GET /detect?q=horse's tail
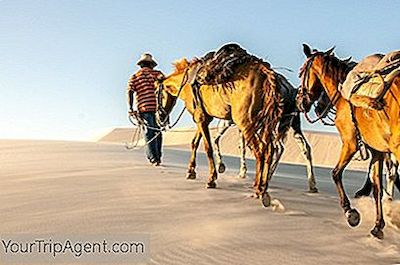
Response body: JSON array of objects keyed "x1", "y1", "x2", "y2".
[
  {"x1": 242, "y1": 63, "x2": 284, "y2": 148},
  {"x1": 257, "y1": 64, "x2": 284, "y2": 140},
  {"x1": 238, "y1": 62, "x2": 284, "y2": 151}
]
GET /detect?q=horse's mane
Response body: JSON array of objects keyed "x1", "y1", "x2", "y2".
[
  {"x1": 299, "y1": 52, "x2": 356, "y2": 86},
  {"x1": 321, "y1": 54, "x2": 356, "y2": 84},
  {"x1": 172, "y1": 58, "x2": 200, "y2": 74}
]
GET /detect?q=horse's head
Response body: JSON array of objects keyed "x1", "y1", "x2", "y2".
[
  {"x1": 155, "y1": 58, "x2": 192, "y2": 125},
  {"x1": 296, "y1": 44, "x2": 335, "y2": 113}
]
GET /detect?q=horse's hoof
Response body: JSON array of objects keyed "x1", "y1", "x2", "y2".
[
  {"x1": 186, "y1": 172, "x2": 196, "y2": 180},
  {"x1": 370, "y1": 227, "x2": 384, "y2": 240},
  {"x1": 239, "y1": 167, "x2": 247, "y2": 179},
  {"x1": 261, "y1": 193, "x2": 271, "y2": 208},
  {"x1": 218, "y1": 163, "x2": 226, "y2": 174},
  {"x1": 354, "y1": 188, "x2": 371, "y2": 198},
  {"x1": 308, "y1": 187, "x2": 319, "y2": 193},
  {"x1": 346, "y1": 209, "x2": 361, "y2": 227},
  {"x1": 206, "y1": 181, "x2": 217, "y2": 189}
]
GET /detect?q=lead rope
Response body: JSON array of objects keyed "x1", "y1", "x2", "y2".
[
  {"x1": 125, "y1": 125, "x2": 143, "y2": 149},
  {"x1": 125, "y1": 116, "x2": 163, "y2": 149}
]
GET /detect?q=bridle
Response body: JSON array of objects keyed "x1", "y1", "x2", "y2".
[
  {"x1": 304, "y1": 92, "x2": 338, "y2": 126},
  {"x1": 156, "y1": 68, "x2": 189, "y2": 129},
  {"x1": 299, "y1": 53, "x2": 339, "y2": 126}
]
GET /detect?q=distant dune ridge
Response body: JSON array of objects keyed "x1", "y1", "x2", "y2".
[{"x1": 98, "y1": 127, "x2": 369, "y2": 170}]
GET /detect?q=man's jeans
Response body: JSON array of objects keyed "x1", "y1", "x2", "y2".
[{"x1": 140, "y1": 111, "x2": 162, "y2": 163}]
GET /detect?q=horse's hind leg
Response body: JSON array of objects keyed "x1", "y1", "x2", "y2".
[
  {"x1": 247, "y1": 135, "x2": 265, "y2": 197},
  {"x1": 259, "y1": 141, "x2": 275, "y2": 207},
  {"x1": 355, "y1": 175, "x2": 373, "y2": 198},
  {"x1": 384, "y1": 154, "x2": 397, "y2": 200},
  {"x1": 213, "y1": 120, "x2": 230, "y2": 174},
  {"x1": 356, "y1": 152, "x2": 394, "y2": 201},
  {"x1": 369, "y1": 151, "x2": 385, "y2": 239},
  {"x1": 238, "y1": 131, "x2": 247, "y2": 178},
  {"x1": 385, "y1": 159, "x2": 400, "y2": 199},
  {"x1": 389, "y1": 136, "x2": 400, "y2": 194},
  {"x1": 293, "y1": 130, "x2": 318, "y2": 193},
  {"x1": 258, "y1": 140, "x2": 283, "y2": 206},
  {"x1": 186, "y1": 129, "x2": 202, "y2": 180},
  {"x1": 394, "y1": 173, "x2": 400, "y2": 194},
  {"x1": 252, "y1": 126, "x2": 276, "y2": 206},
  {"x1": 395, "y1": 168, "x2": 400, "y2": 194},
  {"x1": 270, "y1": 140, "x2": 284, "y2": 179}
]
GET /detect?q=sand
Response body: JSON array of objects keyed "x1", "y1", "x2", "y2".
[{"x1": 1, "y1": 140, "x2": 399, "y2": 265}]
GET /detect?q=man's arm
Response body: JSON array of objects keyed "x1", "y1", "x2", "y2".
[
  {"x1": 127, "y1": 74, "x2": 136, "y2": 113},
  {"x1": 152, "y1": 70, "x2": 165, "y2": 82}
]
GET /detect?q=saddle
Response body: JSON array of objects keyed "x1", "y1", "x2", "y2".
[
  {"x1": 189, "y1": 44, "x2": 262, "y2": 122},
  {"x1": 194, "y1": 43, "x2": 258, "y2": 85},
  {"x1": 341, "y1": 50, "x2": 400, "y2": 109}
]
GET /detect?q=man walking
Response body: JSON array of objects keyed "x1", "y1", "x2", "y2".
[{"x1": 127, "y1": 53, "x2": 164, "y2": 166}]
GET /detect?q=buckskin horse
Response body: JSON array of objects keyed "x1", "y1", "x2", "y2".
[
  {"x1": 213, "y1": 79, "x2": 319, "y2": 193},
  {"x1": 157, "y1": 55, "x2": 284, "y2": 207},
  {"x1": 297, "y1": 44, "x2": 400, "y2": 239},
  {"x1": 313, "y1": 86, "x2": 400, "y2": 200}
]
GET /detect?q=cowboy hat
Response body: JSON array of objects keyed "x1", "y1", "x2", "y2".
[{"x1": 136, "y1": 53, "x2": 158, "y2": 67}]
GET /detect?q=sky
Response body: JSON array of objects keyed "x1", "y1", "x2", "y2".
[{"x1": 0, "y1": 0, "x2": 399, "y2": 140}]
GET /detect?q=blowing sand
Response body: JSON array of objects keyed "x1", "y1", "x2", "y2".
[{"x1": 1, "y1": 140, "x2": 399, "y2": 265}]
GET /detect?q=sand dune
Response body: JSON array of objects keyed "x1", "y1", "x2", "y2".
[
  {"x1": 1, "y1": 140, "x2": 399, "y2": 264},
  {"x1": 99, "y1": 127, "x2": 369, "y2": 170}
]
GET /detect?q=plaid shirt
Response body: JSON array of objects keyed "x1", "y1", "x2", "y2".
[{"x1": 127, "y1": 67, "x2": 163, "y2": 113}]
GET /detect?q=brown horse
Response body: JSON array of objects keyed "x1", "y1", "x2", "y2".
[
  {"x1": 315, "y1": 87, "x2": 400, "y2": 200},
  {"x1": 157, "y1": 57, "x2": 283, "y2": 206},
  {"x1": 297, "y1": 44, "x2": 400, "y2": 239}
]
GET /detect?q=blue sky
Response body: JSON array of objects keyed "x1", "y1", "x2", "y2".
[{"x1": 0, "y1": 0, "x2": 399, "y2": 140}]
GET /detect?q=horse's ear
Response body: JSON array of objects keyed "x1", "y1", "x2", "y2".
[
  {"x1": 303, "y1": 43, "x2": 312, "y2": 58},
  {"x1": 325, "y1": 46, "x2": 335, "y2": 55},
  {"x1": 343, "y1": 56, "x2": 352, "y2": 63}
]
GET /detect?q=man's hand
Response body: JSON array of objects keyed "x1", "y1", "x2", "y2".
[
  {"x1": 128, "y1": 109, "x2": 137, "y2": 116},
  {"x1": 156, "y1": 73, "x2": 165, "y2": 82}
]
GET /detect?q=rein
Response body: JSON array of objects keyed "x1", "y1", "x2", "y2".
[
  {"x1": 156, "y1": 68, "x2": 189, "y2": 129},
  {"x1": 303, "y1": 89, "x2": 340, "y2": 126}
]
